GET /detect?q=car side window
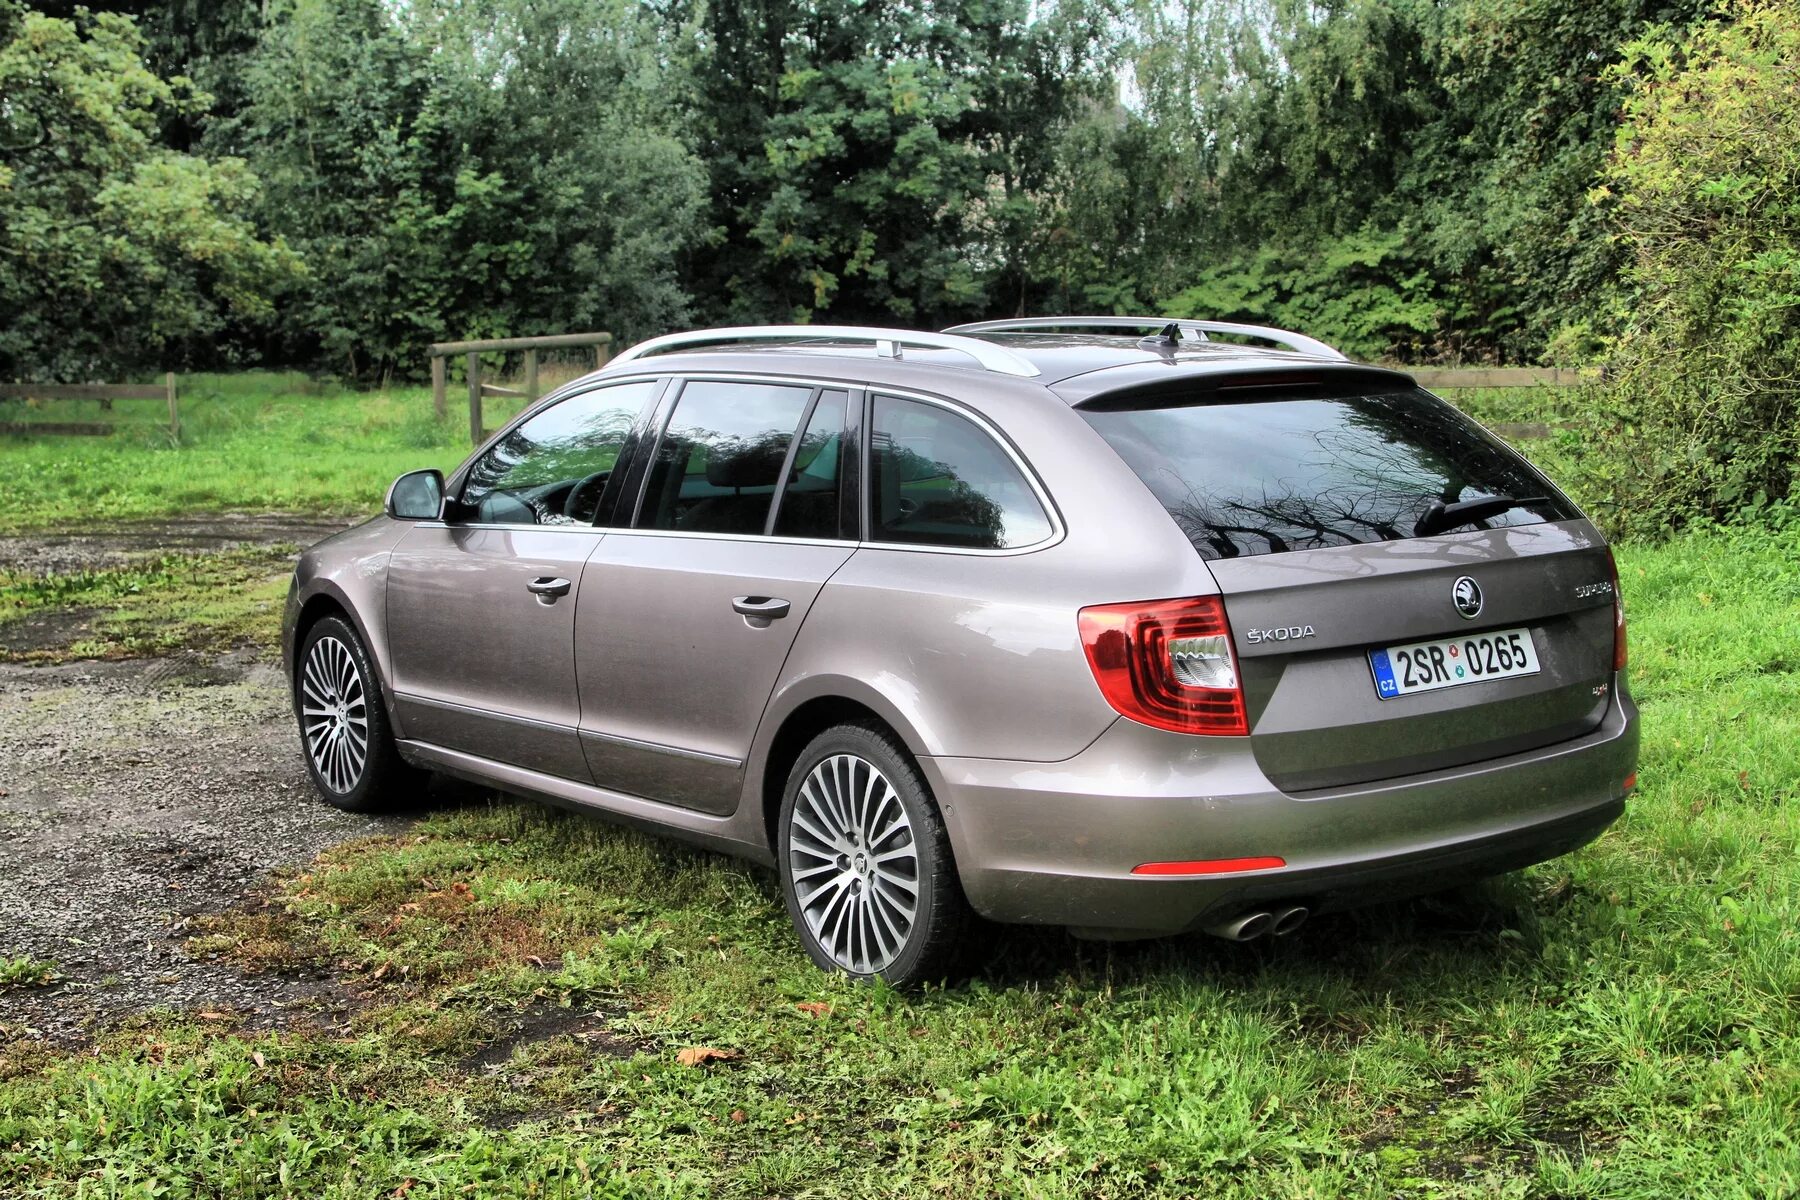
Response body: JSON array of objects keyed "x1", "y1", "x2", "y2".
[
  {"x1": 868, "y1": 394, "x2": 1052, "y2": 549},
  {"x1": 636, "y1": 380, "x2": 814, "y2": 535},
  {"x1": 771, "y1": 389, "x2": 849, "y2": 540},
  {"x1": 457, "y1": 381, "x2": 657, "y2": 526}
]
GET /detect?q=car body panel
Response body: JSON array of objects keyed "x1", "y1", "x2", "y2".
[
  {"x1": 575, "y1": 532, "x2": 856, "y2": 814},
  {"x1": 1208, "y1": 519, "x2": 1618, "y2": 790},
  {"x1": 385, "y1": 523, "x2": 599, "y2": 782}
]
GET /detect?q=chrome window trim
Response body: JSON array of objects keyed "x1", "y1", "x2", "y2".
[{"x1": 432, "y1": 369, "x2": 1066, "y2": 556}]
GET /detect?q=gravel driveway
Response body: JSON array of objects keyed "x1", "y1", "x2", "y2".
[{"x1": 0, "y1": 515, "x2": 413, "y2": 1042}]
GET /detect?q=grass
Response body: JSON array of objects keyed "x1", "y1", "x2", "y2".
[
  {"x1": 0, "y1": 548, "x2": 294, "y2": 662},
  {"x1": 0, "y1": 957, "x2": 60, "y2": 988},
  {"x1": 0, "y1": 375, "x2": 1794, "y2": 1195},
  {"x1": 2, "y1": 524, "x2": 1797, "y2": 1197},
  {"x1": 0, "y1": 371, "x2": 540, "y2": 532},
  {"x1": 0, "y1": 375, "x2": 1585, "y2": 537}
]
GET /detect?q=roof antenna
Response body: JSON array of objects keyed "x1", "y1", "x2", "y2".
[{"x1": 1137, "y1": 322, "x2": 1182, "y2": 352}]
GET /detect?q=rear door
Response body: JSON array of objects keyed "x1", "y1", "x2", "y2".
[
  {"x1": 385, "y1": 379, "x2": 660, "y2": 780},
  {"x1": 1079, "y1": 382, "x2": 1620, "y2": 791},
  {"x1": 574, "y1": 379, "x2": 857, "y2": 813}
]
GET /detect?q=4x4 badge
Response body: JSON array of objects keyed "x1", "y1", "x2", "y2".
[{"x1": 1452, "y1": 576, "x2": 1483, "y2": 619}]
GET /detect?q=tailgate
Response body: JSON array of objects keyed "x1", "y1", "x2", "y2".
[{"x1": 1210, "y1": 522, "x2": 1617, "y2": 792}]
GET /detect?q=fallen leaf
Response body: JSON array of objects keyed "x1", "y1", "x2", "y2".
[
  {"x1": 451, "y1": 881, "x2": 472, "y2": 896},
  {"x1": 730, "y1": 1109, "x2": 747, "y2": 1123},
  {"x1": 795, "y1": 1002, "x2": 831, "y2": 1018},
  {"x1": 1738, "y1": 770, "x2": 1751, "y2": 790},
  {"x1": 371, "y1": 963, "x2": 390, "y2": 981},
  {"x1": 391, "y1": 1180, "x2": 415, "y2": 1199},
  {"x1": 526, "y1": 955, "x2": 547, "y2": 969},
  {"x1": 197, "y1": 1011, "x2": 227, "y2": 1021},
  {"x1": 252, "y1": 1051, "x2": 266, "y2": 1069},
  {"x1": 676, "y1": 1047, "x2": 741, "y2": 1068}
]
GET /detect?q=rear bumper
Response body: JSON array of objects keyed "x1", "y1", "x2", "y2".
[{"x1": 921, "y1": 692, "x2": 1637, "y2": 935}]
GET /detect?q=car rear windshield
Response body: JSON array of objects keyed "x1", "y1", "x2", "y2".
[{"x1": 1079, "y1": 387, "x2": 1579, "y2": 560}]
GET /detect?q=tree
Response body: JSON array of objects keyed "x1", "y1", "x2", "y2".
[
  {"x1": 0, "y1": 6, "x2": 300, "y2": 381},
  {"x1": 684, "y1": 0, "x2": 1111, "y2": 327},
  {"x1": 230, "y1": 0, "x2": 710, "y2": 379}
]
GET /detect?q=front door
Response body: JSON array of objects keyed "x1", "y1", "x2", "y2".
[
  {"x1": 386, "y1": 378, "x2": 661, "y2": 780},
  {"x1": 576, "y1": 380, "x2": 856, "y2": 813}
]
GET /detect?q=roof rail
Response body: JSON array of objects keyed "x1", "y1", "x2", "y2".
[
  {"x1": 608, "y1": 325, "x2": 1042, "y2": 377},
  {"x1": 942, "y1": 316, "x2": 1347, "y2": 362}
]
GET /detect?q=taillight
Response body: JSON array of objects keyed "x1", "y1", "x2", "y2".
[
  {"x1": 1078, "y1": 595, "x2": 1248, "y2": 736},
  {"x1": 1606, "y1": 547, "x2": 1627, "y2": 671}
]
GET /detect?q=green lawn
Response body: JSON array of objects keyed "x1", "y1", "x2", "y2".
[
  {"x1": 0, "y1": 378, "x2": 1795, "y2": 1197},
  {"x1": 0, "y1": 372, "x2": 526, "y2": 532},
  {"x1": 1, "y1": 523, "x2": 1796, "y2": 1196}
]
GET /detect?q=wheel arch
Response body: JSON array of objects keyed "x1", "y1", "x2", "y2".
[{"x1": 750, "y1": 678, "x2": 931, "y2": 856}]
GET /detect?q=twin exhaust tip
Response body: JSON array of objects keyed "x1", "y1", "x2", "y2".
[{"x1": 1208, "y1": 904, "x2": 1309, "y2": 942}]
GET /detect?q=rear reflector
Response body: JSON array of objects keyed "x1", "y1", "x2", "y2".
[
  {"x1": 1132, "y1": 856, "x2": 1286, "y2": 876},
  {"x1": 1078, "y1": 595, "x2": 1249, "y2": 736},
  {"x1": 1623, "y1": 772, "x2": 1637, "y2": 793}
]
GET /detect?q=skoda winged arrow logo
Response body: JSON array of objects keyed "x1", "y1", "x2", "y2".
[{"x1": 1452, "y1": 576, "x2": 1484, "y2": 620}]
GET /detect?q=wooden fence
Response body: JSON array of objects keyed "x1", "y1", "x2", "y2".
[
  {"x1": 1408, "y1": 366, "x2": 1602, "y2": 390},
  {"x1": 0, "y1": 374, "x2": 179, "y2": 438},
  {"x1": 427, "y1": 332, "x2": 614, "y2": 445}
]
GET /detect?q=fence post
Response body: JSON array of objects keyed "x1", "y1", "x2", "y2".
[
  {"x1": 595, "y1": 341, "x2": 610, "y2": 371},
  {"x1": 466, "y1": 351, "x2": 483, "y2": 446},
  {"x1": 431, "y1": 354, "x2": 447, "y2": 419},
  {"x1": 524, "y1": 348, "x2": 539, "y2": 403},
  {"x1": 165, "y1": 372, "x2": 179, "y2": 440}
]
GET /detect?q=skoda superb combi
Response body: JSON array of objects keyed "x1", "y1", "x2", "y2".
[{"x1": 284, "y1": 318, "x2": 1638, "y2": 985}]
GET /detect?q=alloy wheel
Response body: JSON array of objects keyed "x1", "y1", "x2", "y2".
[
  {"x1": 787, "y1": 753, "x2": 920, "y2": 974},
  {"x1": 300, "y1": 635, "x2": 369, "y2": 794}
]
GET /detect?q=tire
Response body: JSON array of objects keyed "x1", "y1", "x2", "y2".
[
  {"x1": 776, "y1": 722, "x2": 972, "y2": 987},
  {"x1": 293, "y1": 615, "x2": 424, "y2": 813}
]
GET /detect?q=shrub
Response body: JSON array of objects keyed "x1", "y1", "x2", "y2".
[{"x1": 1585, "y1": 1, "x2": 1800, "y2": 537}]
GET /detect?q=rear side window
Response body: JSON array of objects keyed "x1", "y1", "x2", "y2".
[
  {"x1": 771, "y1": 389, "x2": 849, "y2": 539},
  {"x1": 869, "y1": 395, "x2": 1053, "y2": 549},
  {"x1": 637, "y1": 380, "x2": 813, "y2": 535},
  {"x1": 1080, "y1": 388, "x2": 1578, "y2": 560}
]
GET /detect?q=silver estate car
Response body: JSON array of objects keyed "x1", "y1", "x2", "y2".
[{"x1": 284, "y1": 317, "x2": 1638, "y2": 985}]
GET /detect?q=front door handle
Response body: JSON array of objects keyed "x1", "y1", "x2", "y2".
[
  {"x1": 732, "y1": 595, "x2": 791, "y2": 623},
  {"x1": 527, "y1": 576, "x2": 572, "y2": 602}
]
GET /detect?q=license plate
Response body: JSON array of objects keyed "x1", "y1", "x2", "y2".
[{"x1": 1369, "y1": 627, "x2": 1539, "y2": 699}]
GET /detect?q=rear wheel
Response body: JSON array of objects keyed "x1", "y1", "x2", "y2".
[
  {"x1": 295, "y1": 615, "x2": 423, "y2": 813},
  {"x1": 777, "y1": 723, "x2": 971, "y2": 986}
]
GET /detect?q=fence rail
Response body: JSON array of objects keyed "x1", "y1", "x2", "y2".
[
  {"x1": 0, "y1": 374, "x2": 179, "y2": 438},
  {"x1": 427, "y1": 332, "x2": 613, "y2": 444},
  {"x1": 1408, "y1": 366, "x2": 1602, "y2": 389}
]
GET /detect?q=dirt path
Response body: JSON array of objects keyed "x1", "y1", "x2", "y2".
[
  {"x1": 0, "y1": 512, "x2": 356, "y2": 576},
  {"x1": 0, "y1": 514, "x2": 414, "y2": 1042}
]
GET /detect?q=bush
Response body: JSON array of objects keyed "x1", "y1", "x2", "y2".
[{"x1": 1584, "y1": 1, "x2": 1800, "y2": 538}]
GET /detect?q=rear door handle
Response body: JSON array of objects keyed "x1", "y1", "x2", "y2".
[
  {"x1": 732, "y1": 595, "x2": 791, "y2": 622},
  {"x1": 527, "y1": 576, "x2": 572, "y2": 601}
]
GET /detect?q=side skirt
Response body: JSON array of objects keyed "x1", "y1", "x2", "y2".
[{"x1": 396, "y1": 739, "x2": 776, "y2": 868}]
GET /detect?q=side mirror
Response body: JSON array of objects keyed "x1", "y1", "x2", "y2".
[{"x1": 385, "y1": 469, "x2": 445, "y2": 521}]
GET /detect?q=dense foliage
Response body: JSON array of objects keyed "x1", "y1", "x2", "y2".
[
  {"x1": 0, "y1": 5, "x2": 299, "y2": 379},
  {"x1": 1583, "y1": 2, "x2": 1800, "y2": 536},
  {"x1": 2, "y1": 0, "x2": 1795, "y2": 526}
]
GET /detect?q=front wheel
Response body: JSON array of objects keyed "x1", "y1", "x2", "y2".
[
  {"x1": 777, "y1": 723, "x2": 972, "y2": 986},
  {"x1": 294, "y1": 615, "x2": 423, "y2": 813}
]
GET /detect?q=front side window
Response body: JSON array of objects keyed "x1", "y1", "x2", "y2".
[
  {"x1": 636, "y1": 381, "x2": 814, "y2": 535},
  {"x1": 868, "y1": 395, "x2": 1053, "y2": 549},
  {"x1": 457, "y1": 381, "x2": 656, "y2": 526}
]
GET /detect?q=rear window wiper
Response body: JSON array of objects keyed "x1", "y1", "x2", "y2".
[{"x1": 1413, "y1": 493, "x2": 1547, "y2": 538}]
